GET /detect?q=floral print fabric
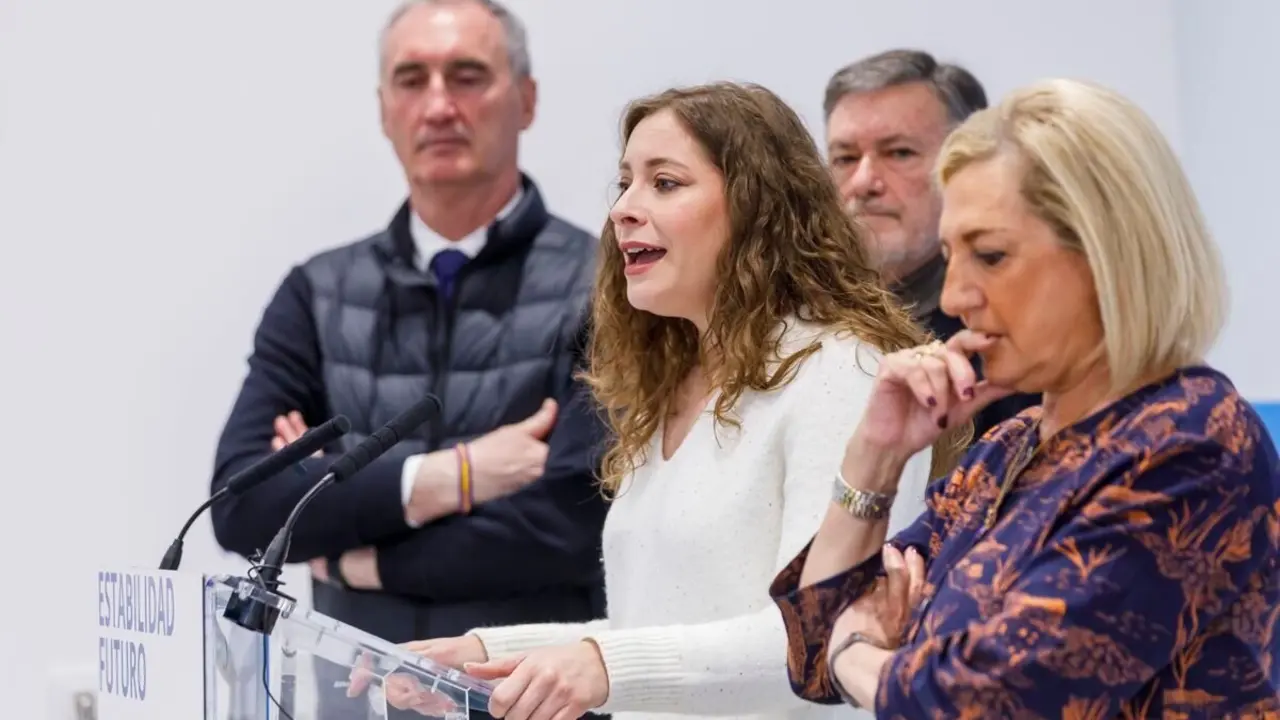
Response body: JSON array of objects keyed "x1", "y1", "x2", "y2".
[{"x1": 770, "y1": 367, "x2": 1280, "y2": 719}]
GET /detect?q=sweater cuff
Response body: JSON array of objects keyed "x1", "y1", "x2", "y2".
[
  {"x1": 586, "y1": 627, "x2": 685, "y2": 713},
  {"x1": 468, "y1": 624, "x2": 565, "y2": 660}
]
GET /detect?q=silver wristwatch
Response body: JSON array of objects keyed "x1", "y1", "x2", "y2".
[{"x1": 831, "y1": 473, "x2": 895, "y2": 520}]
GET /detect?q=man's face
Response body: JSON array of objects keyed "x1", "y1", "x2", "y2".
[
  {"x1": 826, "y1": 82, "x2": 951, "y2": 282},
  {"x1": 377, "y1": 1, "x2": 536, "y2": 188}
]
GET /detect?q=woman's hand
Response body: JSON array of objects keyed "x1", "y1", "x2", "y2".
[
  {"x1": 379, "y1": 673, "x2": 461, "y2": 716},
  {"x1": 403, "y1": 634, "x2": 490, "y2": 668},
  {"x1": 346, "y1": 634, "x2": 488, "y2": 700},
  {"x1": 853, "y1": 330, "x2": 1014, "y2": 462},
  {"x1": 825, "y1": 545, "x2": 927, "y2": 709},
  {"x1": 465, "y1": 641, "x2": 610, "y2": 720},
  {"x1": 829, "y1": 544, "x2": 928, "y2": 655}
]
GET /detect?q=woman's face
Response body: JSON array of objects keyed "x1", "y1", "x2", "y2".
[
  {"x1": 938, "y1": 154, "x2": 1104, "y2": 394},
  {"x1": 610, "y1": 109, "x2": 730, "y2": 331}
]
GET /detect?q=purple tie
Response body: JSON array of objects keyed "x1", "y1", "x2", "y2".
[{"x1": 430, "y1": 249, "x2": 469, "y2": 301}]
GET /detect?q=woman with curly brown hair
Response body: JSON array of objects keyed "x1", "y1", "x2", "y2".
[{"x1": 375, "y1": 81, "x2": 963, "y2": 720}]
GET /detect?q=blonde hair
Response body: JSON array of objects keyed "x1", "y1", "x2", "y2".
[
  {"x1": 582, "y1": 82, "x2": 968, "y2": 494},
  {"x1": 937, "y1": 78, "x2": 1226, "y2": 393}
]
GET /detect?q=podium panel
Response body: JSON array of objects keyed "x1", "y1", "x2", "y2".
[
  {"x1": 96, "y1": 569, "x2": 207, "y2": 719},
  {"x1": 96, "y1": 568, "x2": 494, "y2": 720},
  {"x1": 207, "y1": 574, "x2": 493, "y2": 719}
]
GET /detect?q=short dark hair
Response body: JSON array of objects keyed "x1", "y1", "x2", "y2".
[{"x1": 823, "y1": 49, "x2": 987, "y2": 124}]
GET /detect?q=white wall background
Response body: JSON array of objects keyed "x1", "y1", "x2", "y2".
[
  {"x1": 0, "y1": 0, "x2": 1271, "y2": 717},
  {"x1": 1174, "y1": 1, "x2": 1280, "y2": 397}
]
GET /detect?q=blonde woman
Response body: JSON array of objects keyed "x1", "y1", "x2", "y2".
[{"x1": 773, "y1": 78, "x2": 1280, "y2": 718}]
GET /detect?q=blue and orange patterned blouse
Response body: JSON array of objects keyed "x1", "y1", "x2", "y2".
[{"x1": 770, "y1": 366, "x2": 1280, "y2": 718}]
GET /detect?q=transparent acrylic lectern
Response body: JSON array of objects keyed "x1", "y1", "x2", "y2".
[{"x1": 205, "y1": 573, "x2": 494, "y2": 720}]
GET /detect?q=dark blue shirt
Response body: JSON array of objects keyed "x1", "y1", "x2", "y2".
[{"x1": 772, "y1": 366, "x2": 1280, "y2": 718}]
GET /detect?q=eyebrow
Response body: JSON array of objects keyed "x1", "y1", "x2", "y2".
[
  {"x1": 828, "y1": 134, "x2": 918, "y2": 153},
  {"x1": 942, "y1": 227, "x2": 1008, "y2": 246},
  {"x1": 618, "y1": 157, "x2": 691, "y2": 172},
  {"x1": 390, "y1": 57, "x2": 492, "y2": 80}
]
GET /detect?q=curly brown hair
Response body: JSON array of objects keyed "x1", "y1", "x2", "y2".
[{"x1": 582, "y1": 82, "x2": 968, "y2": 493}]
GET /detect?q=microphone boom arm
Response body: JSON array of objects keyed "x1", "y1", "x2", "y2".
[{"x1": 252, "y1": 395, "x2": 442, "y2": 592}]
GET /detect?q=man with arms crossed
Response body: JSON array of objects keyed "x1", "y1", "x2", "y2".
[
  {"x1": 823, "y1": 49, "x2": 1039, "y2": 440},
  {"x1": 209, "y1": 2, "x2": 607, "y2": 716}
]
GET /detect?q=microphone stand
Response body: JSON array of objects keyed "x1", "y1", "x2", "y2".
[
  {"x1": 158, "y1": 415, "x2": 351, "y2": 571},
  {"x1": 225, "y1": 395, "x2": 442, "y2": 636}
]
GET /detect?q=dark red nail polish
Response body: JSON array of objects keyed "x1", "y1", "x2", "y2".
[
  {"x1": 927, "y1": 396, "x2": 937, "y2": 408},
  {"x1": 963, "y1": 387, "x2": 975, "y2": 400},
  {"x1": 937, "y1": 416, "x2": 948, "y2": 429}
]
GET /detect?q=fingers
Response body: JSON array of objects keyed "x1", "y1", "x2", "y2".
[
  {"x1": 309, "y1": 558, "x2": 330, "y2": 584},
  {"x1": 287, "y1": 410, "x2": 308, "y2": 436},
  {"x1": 505, "y1": 671, "x2": 555, "y2": 720},
  {"x1": 402, "y1": 635, "x2": 488, "y2": 671},
  {"x1": 884, "y1": 352, "x2": 942, "y2": 410},
  {"x1": 465, "y1": 655, "x2": 524, "y2": 680},
  {"x1": 916, "y1": 355, "x2": 951, "y2": 417},
  {"x1": 272, "y1": 415, "x2": 295, "y2": 445},
  {"x1": 487, "y1": 661, "x2": 534, "y2": 719},
  {"x1": 402, "y1": 639, "x2": 438, "y2": 655},
  {"x1": 882, "y1": 544, "x2": 909, "y2": 613},
  {"x1": 411, "y1": 690, "x2": 458, "y2": 717},
  {"x1": 944, "y1": 329, "x2": 999, "y2": 355},
  {"x1": 548, "y1": 707, "x2": 580, "y2": 720},
  {"x1": 273, "y1": 412, "x2": 325, "y2": 457},
  {"x1": 275, "y1": 414, "x2": 302, "y2": 443},
  {"x1": 515, "y1": 398, "x2": 559, "y2": 439},
  {"x1": 904, "y1": 546, "x2": 926, "y2": 608},
  {"x1": 346, "y1": 653, "x2": 375, "y2": 697},
  {"x1": 383, "y1": 674, "x2": 424, "y2": 710},
  {"x1": 936, "y1": 346, "x2": 979, "y2": 402},
  {"x1": 882, "y1": 333, "x2": 1014, "y2": 426}
]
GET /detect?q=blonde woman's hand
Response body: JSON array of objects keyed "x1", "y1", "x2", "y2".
[
  {"x1": 829, "y1": 544, "x2": 926, "y2": 656},
  {"x1": 852, "y1": 330, "x2": 1014, "y2": 463}
]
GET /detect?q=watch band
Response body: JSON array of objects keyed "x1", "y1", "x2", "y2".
[
  {"x1": 831, "y1": 472, "x2": 895, "y2": 520},
  {"x1": 828, "y1": 631, "x2": 880, "y2": 708}
]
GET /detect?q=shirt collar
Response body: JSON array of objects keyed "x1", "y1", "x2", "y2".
[
  {"x1": 409, "y1": 186, "x2": 524, "y2": 272},
  {"x1": 889, "y1": 251, "x2": 946, "y2": 322}
]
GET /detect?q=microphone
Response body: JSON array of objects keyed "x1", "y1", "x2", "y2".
[
  {"x1": 252, "y1": 394, "x2": 442, "y2": 592},
  {"x1": 158, "y1": 415, "x2": 351, "y2": 571}
]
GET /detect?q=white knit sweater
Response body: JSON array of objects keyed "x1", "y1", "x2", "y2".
[{"x1": 470, "y1": 322, "x2": 933, "y2": 720}]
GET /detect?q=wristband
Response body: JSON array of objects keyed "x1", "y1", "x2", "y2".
[{"x1": 455, "y1": 443, "x2": 474, "y2": 514}]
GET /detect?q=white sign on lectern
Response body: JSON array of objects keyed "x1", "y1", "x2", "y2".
[
  {"x1": 95, "y1": 567, "x2": 206, "y2": 719},
  {"x1": 90, "y1": 566, "x2": 495, "y2": 719}
]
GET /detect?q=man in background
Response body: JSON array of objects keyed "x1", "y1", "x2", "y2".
[
  {"x1": 823, "y1": 49, "x2": 1039, "y2": 440},
  {"x1": 209, "y1": 1, "x2": 607, "y2": 716}
]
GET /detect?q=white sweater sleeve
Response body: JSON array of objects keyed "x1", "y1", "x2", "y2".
[
  {"x1": 585, "y1": 335, "x2": 932, "y2": 715},
  {"x1": 468, "y1": 619, "x2": 611, "y2": 660}
]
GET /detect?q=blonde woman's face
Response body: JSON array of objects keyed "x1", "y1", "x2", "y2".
[{"x1": 937, "y1": 155, "x2": 1103, "y2": 394}]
